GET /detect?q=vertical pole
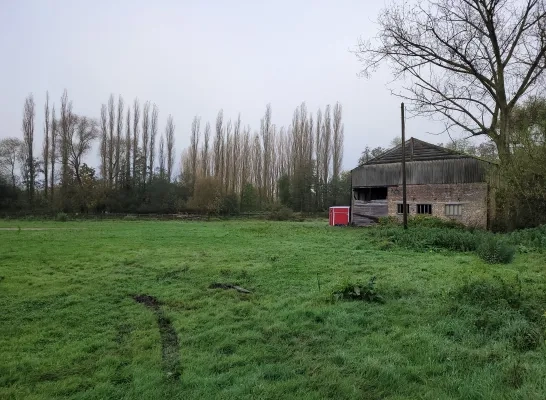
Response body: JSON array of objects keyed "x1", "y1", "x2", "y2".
[
  {"x1": 349, "y1": 169, "x2": 353, "y2": 225},
  {"x1": 401, "y1": 103, "x2": 408, "y2": 230}
]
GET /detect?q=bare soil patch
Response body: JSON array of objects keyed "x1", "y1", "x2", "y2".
[{"x1": 132, "y1": 294, "x2": 181, "y2": 380}]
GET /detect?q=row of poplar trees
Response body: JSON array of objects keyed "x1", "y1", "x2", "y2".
[{"x1": 0, "y1": 91, "x2": 347, "y2": 214}]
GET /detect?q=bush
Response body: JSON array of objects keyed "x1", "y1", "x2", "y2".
[
  {"x1": 408, "y1": 215, "x2": 466, "y2": 229},
  {"x1": 371, "y1": 226, "x2": 481, "y2": 252},
  {"x1": 123, "y1": 215, "x2": 138, "y2": 221},
  {"x1": 477, "y1": 236, "x2": 516, "y2": 264},
  {"x1": 220, "y1": 193, "x2": 240, "y2": 215},
  {"x1": 188, "y1": 177, "x2": 222, "y2": 215},
  {"x1": 378, "y1": 240, "x2": 394, "y2": 251},
  {"x1": 378, "y1": 216, "x2": 399, "y2": 226},
  {"x1": 55, "y1": 212, "x2": 69, "y2": 222},
  {"x1": 268, "y1": 207, "x2": 293, "y2": 221},
  {"x1": 506, "y1": 225, "x2": 546, "y2": 252}
]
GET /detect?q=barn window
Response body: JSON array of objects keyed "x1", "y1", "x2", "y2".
[
  {"x1": 417, "y1": 204, "x2": 432, "y2": 214},
  {"x1": 397, "y1": 204, "x2": 409, "y2": 214},
  {"x1": 445, "y1": 204, "x2": 462, "y2": 216}
]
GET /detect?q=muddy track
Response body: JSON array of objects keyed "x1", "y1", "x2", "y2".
[{"x1": 133, "y1": 294, "x2": 181, "y2": 380}]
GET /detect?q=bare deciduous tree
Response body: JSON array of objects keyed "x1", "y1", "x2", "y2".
[
  {"x1": 50, "y1": 105, "x2": 57, "y2": 197},
  {"x1": 125, "y1": 107, "x2": 131, "y2": 187},
  {"x1": 149, "y1": 104, "x2": 158, "y2": 183},
  {"x1": 321, "y1": 104, "x2": 332, "y2": 203},
  {"x1": 332, "y1": 102, "x2": 344, "y2": 180},
  {"x1": 158, "y1": 135, "x2": 165, "y2": 179},
  {"x1": 201, "y1": 122, "x2": 210, "y2": 178},
  {"x1": 67, "y1": 116, "x2": 99, "y2": 187},
  {"x1": 165, "y1": 115, "x2": 175, "y2": 182},
  {"x1": 60, "y1": 90, "x2": 74, "y2": 193},
  {"x1": 356, "y1": 0, "x2": 546, "y2": 164},
  {"x1": 190, "y1": 116, "x2": 201, "y2": 191},
  {"x1": 100, "y1": 104, "x2": 108, "y2": 181},
  {"x1": 231, "y1": 115, "x2": 241, "y2": 193},
  {"x1": 261, "y1": 104, "x2": 272, "y2": 201},
  {"x1": 141, "y1": 101, "x2": 150, "y2": 185},
  {"x1": 214, "y1": 110, "x2": 223, "y2": 177},
  {"x1": 252, "y1": 133, "x2": 263, "y2": 202},
  {"x1": 107, "y1": 94, "x2": 115, "y2": 186},
  {"x1": 22, "y1": 94, "x2": 36, "y2": 204},
  {"x1": 240, "y1": 127, "x2": 251, "y2": 192},
  {"x1": 331, "y1": 102, "x2": 344, "y2": 205},
  {"x1": 43, "y1": 91, "x2": 50, "y2": 199},
  {"x1": 223, "y1": 119, "x2": 231, "y2": 193},
  {"x1": 0, "y1": 137, "x2": 23, "y2": 188},
  {"x1": 132, "y1": 99, "x2": 140, "y2": 183},
  {"x1": 315, "y1": 108, "x2": 323, "y2": 209},
  {"x1": 115, "y1": 95, "x2": 124, "y2": 186}
]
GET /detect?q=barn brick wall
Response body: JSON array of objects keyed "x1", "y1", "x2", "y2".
[{"x1": 387, "y1": 183, "x2": 488, "y2": 228}]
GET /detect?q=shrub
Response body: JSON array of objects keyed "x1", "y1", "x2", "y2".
[
  {"x1": 187, "y1": 177, "x2": 222, "y2": 215},
  {"x1": 268, "y1": 206, "x2": 293, "y2": 221},
  {"x1": 332, "y1": 277, "x2": 384, "y2": 303},
  {"x1": 123, "y1": 215, "x2": 138, "y2": 221},
  {"x1": 506, "y1": 225, "x2": 546, "y2": 252},
  {"x1": 55, "y1": 212, "x2": 69, "y2": 222},
  {"x1": 378, "y1": 240, "x2": 394, "y2": 251},
  {"x1": 477, "y1": 236, "x2": 516, "y2": 264},
  {"x1": 378, "y1": 216, "x2": 399, "y2": 226},
  {"x1": 430, "y1": 229, "x2": 480, "y2": 252},
  {"x1": 408, "y1": 215, "x2": 466, "y2": 229},
  {"x1": 371, "y1": 226, "x2": 481, "y2": 252},
  {"x1": 220, "y1": 193, "x2": 240, "y2": 215}
]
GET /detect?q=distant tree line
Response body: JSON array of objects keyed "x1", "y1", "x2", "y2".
[{"x1": 0, "y1": 91, "x2": 349, "y2": 215}]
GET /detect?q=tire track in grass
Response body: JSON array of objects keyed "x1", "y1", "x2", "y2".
[{"x1": 133, "y1": 294, "x2": 181, "y2": 380}]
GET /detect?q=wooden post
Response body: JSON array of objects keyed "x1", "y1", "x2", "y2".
[{"x1": 401, "y1": 103, "x2": 408, "y2": 230}]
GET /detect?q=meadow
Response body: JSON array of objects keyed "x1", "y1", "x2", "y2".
[{"x1": 0, "y1": 219, "x2": 545, "y2": 399}]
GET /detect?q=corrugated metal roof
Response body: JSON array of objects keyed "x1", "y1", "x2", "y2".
[{"x1": 359, "y1": 138, "x2": 477, "y2": 166}]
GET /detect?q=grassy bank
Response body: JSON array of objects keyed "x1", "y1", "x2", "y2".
[{"x1": 0, "y1": 220, "x2": 545, "y2": 399}]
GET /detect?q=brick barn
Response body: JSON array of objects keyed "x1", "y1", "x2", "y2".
[{"x1": 350, "y1": 138, "x2": 495, "y2": 228}]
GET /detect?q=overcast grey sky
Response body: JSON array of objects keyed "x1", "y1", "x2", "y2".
[{"x1": 1, "y1": 0, "x2": 455, "y2": 170}]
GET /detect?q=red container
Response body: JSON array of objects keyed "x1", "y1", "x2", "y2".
[{"x1": 329, "y1": 206, "x2": 350, "y2": 226}]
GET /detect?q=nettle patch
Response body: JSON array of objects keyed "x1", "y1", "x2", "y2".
[{"x1": 331, "y1": 276, "x2": 385, "y2": 303}]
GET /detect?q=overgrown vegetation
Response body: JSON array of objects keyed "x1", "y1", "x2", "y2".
[
  {"x1": 1, "y1": 219, "x2": 545, "y2": 399},
  {"x1": 332, "y1": 277, "x2": 384, "y2": 303},
  {"x1": 371, "y1": 225, "x2": 481, "y2": 252},
  {"x1": 373, "y1": 216, "x2": 546, "y2": 263},
  {"x1": 268, "y1": 206, "x2": 294, "y2": 221},
  {"x1": 448, "y1": 277, "x2": 545, "y2": 352},
  {"x1": 55, "y1": 212, "x2": 68, "y2": 222},
  {"x1": 477, "y1": 236, "x2": 516, "y2": 264}
]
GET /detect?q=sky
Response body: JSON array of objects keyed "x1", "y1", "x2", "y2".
[{"x1": 0, "y1": 0, "x2": 463, "y2": 171}]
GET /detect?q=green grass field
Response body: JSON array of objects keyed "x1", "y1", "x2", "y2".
[{"x1": 1, "y1": 220, "x2": 545, "y2": 399}]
